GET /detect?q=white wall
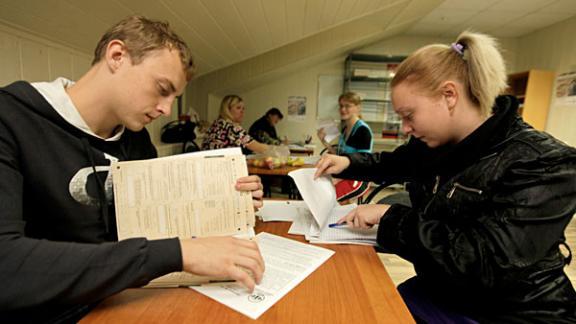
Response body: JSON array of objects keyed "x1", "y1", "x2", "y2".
[
  {"x1": 209, "y1": 34, "x2": 518, "y2": 152},
  {"x1": 240, "y1": 57, "x2": 343, "y2": 149},
  {"x1": 514, "y1": 16, "x2": 576, "y2": 146},
  {"x1": 0, "y1": 24, "x2": 91, "y2": 85},
  {"x1": 0, "y1": 22, "x2": 180, "y2": 156}
]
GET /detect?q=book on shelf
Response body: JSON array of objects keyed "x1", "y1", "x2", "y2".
[{"x1": 111, "y1": 147, "x2": 255, "y2": 287}]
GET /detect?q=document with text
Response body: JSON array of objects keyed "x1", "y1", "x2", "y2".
[
  {"x1": 192, "y1": 232, "x2": 334, "y2": 319},
  {"x1": 288, "y1": 168, "x2": 378, "y2": 245},
  {"x1": 111, "y1": 148, "x2": 255, "y2": 286}
]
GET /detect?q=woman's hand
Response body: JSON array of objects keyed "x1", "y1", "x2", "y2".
[
  {"x1": 235, "y1": 175, "x2": 264, "y2": 210},
  {"x1": 317, "y1": 128, "x2": 326, "y2": 142},
  {"x1": 314, "y1": 154, "x2": 350, "y2": 179},
  {"x1": 336, "y1": 204, "x2": 390, "y2": 229}
]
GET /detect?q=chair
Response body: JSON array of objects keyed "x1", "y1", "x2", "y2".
[{"x1": 359, "y1": 180, "x2": 411, "y2": 207}]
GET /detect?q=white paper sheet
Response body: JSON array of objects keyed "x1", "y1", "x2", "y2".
[
  {"x1": 317, "y1": 119, "x2": 340, "y2": 143},
  {"x1": 287, "y1": 208, "x2": 314, "y2": 235},
  {"x1": 313, "y1": 205, "x2": 377, "y2": 245},
  {"x1": 191, "y1": 232, "x2": 334, "y2": 320},
  {"x1": 287, "y1": 168, "x2": 377, "y2": 245},
  {"x1": 288, "y1": 168, "x2": 336, "y2": 229},
  {"x1": 256, "y1": 200, "x2": 308, "y2": 222},
  {"x1": 111, "y1": 147, "x2": 255, "y2": 286}
]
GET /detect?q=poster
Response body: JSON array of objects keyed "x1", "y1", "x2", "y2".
[
  {"x1": 555, "y1": 72, "x2": 576, "y2": 106},
  {"x1": 288, "y1": 96, "x2": 306, "y2": 121}
]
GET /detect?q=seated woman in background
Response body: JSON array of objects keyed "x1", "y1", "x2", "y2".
[
  {"x1": 202, "y1": 95, "x2": 268, "y2": 154},
  {"x1": 318, "y1": 92, "x2": 373, "y2": 155},
  {"x1": 249, "y1": 107, "x2": 286, "y2": 145},
  {"x1": 318, "y1": 92, "x2": 373, "y2": 202}
]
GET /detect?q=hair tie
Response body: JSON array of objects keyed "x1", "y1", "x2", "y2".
[{"x1": 451, "y1": 42, "x2": 465, "y2": 56}]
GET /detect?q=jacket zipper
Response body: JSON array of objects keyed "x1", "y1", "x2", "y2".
[
  {"x1": 447, "y1": 182, "x2": 483, "y2": 199},
  {"x1": 432, "y1": 175, "x2": 440, "y2": 194},
  {"x1": 423, "y1": 175, "x2": 441, "y2": 214}
]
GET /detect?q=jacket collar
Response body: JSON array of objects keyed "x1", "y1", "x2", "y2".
[{"x1": 428, "y1": 95, "x2": 520, "y2": 177}]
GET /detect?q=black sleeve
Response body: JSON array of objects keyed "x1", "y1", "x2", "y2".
[
  {"x1": 376, "y1": 149, "x2": 576, "y2": 289},
  {"x1": 0, "y1": 122, "x2": 181, "y2": 312},
  {"x1": 346, "y1": 125, "x2": 372, "y2": 150},
  {"x1": 337, "y1": 137, "x2": 429, "y2": 184}
]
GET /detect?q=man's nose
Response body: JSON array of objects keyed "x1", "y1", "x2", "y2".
[{"x1": 157, "y1": 97, "x2": 174, "y2": 116}]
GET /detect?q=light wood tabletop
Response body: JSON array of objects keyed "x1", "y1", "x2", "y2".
[
  {"x1": 81, "y1": 221, "x2": 414, "y2": 323},
  {"x1": 247, "y1": 164, "x2": 314, "y2": 176}
]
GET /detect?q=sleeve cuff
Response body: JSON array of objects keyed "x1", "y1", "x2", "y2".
[{"x1": 145, "y1": 238, "x2": 183, "y2": 279}]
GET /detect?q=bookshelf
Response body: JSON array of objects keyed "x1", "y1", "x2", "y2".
[
  {"x1": 343, "y1": 54, "x2": 406, "y2": 151},
  {"x1": 506, "y1": 70, "x2": 555, "y2": 131}
]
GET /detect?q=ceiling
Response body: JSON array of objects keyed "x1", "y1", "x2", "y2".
[
  {"x1": 0, "y1": 0, "x2": 574, "y2": 77},
  {"x1": 407, "y1": 0, "x2": 576, "y2": 37}
]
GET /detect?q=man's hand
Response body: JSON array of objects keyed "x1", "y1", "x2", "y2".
[
  {"x1": 236, "y1": 175, "x2": 264, "y2": 210},
  {"x1": 336, "y1": 204, "x2": 390, "y2": 229},
  {"x1": 314, "y1": 154, "x2": 351, "y2": 179},
  {"x1": 180, "y1": 237, "x2": 265, "y2": 292}
]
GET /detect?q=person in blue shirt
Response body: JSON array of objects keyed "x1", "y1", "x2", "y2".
[
  {"x1": 318, "y1": 92, "x2": 373, "y2": 201},
  {"x1": 318, "y1": 92, "x2": 373, "y2": 154}
]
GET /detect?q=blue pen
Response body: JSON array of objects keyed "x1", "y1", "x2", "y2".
[{"x1": 328, "y1": 222, "x2": 348, "y2": 228}]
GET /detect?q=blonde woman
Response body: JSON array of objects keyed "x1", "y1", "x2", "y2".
[
  {"x1": 202, "y1": 95, "x2": 268, "y2": 153},
  {"x1": 315, "y1": 31, "x2": 576, "y2": 322},
  {"x1": 318, "y1": 92, "x2": 373, "y2": 154}
]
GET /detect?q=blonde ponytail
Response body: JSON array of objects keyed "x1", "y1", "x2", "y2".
[{"x1": 391, "y1": 31, "x2": 508, "y2": 116}]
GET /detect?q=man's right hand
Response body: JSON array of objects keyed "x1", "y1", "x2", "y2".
[
  {"x1": 314, "y1": 153, "x2": 351, "y2": 179},
  {"x1": 179, "y1": 236, "x2": 265, "y2": 291}
]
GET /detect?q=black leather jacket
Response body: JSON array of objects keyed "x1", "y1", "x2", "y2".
[{"x1": 340, "y1": 96, "x2": 576, "y2": 322}]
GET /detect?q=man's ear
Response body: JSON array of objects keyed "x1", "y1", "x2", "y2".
[
  {"x1": 440, "y1": 81, "x2": 458, "y2": 114},
  {"x1": 104, "y1": 40, "x2": 128, "y2": 72}
]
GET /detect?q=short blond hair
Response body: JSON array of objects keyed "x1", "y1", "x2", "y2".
[
  {"x1": 92, "y1": 15, "x2": 195, "y2": 81},
  {"x1": 391, "y1": 31, "x2": 507, "y2": 116},
  {"x1": 219, "y1": 95, "x2": 243, "y2": 121}
]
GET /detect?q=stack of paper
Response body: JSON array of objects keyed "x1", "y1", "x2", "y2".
[
  {"x1": 286, "y1": 168, "x2": 378, "y2": 245},
  {"x1": 192, "y1": 232, "x2": 334, "y2": 320},
  {"x1": 112, "y1": 148, "x2": 255, "y2": 287}
]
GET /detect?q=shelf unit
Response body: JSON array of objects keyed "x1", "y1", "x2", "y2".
[
  {"x1": 506, "y1": 69, "x2": 555, "y2": 131},
  {"x1": 343, "y1": 54, "x2": 406, "y2": 151}
]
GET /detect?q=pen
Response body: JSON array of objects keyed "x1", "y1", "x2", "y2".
[{"x1": 328, "y1": 222, "x2": 348, "y2": 228}]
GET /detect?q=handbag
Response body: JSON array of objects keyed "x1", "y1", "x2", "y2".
[{"x1": 160, "y1": 119, "x2": 197, "y2": 144}]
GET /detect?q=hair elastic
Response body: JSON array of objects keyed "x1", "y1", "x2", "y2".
[{"x1": 451, "y1": 42, "x2": 465, "y2": 56}]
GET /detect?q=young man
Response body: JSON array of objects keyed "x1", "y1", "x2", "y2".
[
  {"x1": 0, "y1": 16, "x2": 264, "y2": 322},
  {"x1": 248, "y1": 107, "x2": 285, "y2": 145}
]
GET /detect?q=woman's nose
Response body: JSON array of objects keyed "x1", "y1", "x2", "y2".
[{"x1": 402, "y1": 121, "x2": 413, "y2": 135}]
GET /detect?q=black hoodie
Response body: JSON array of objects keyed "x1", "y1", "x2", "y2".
[{"x1": 0, "y1": 81, "x2": 182, "y2": 322}]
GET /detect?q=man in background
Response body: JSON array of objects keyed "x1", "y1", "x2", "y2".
[{"x1": 249, "y1": 107, "x2": 286, "y2": 146}]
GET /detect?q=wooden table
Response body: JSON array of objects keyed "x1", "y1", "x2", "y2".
[
  {"x1": 289, "y1": 147, "x2": 315, "y2": 156},
  {"x1": 81, "y1": 221, "x2": 414, "y2": 323},
  {"x1": 247, "y1": 164, "x2": 314, "y2": 176}
]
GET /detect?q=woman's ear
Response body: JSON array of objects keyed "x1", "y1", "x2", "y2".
[{"x1": 440, "y1": 81, "x2": 458, "y2": 114}]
